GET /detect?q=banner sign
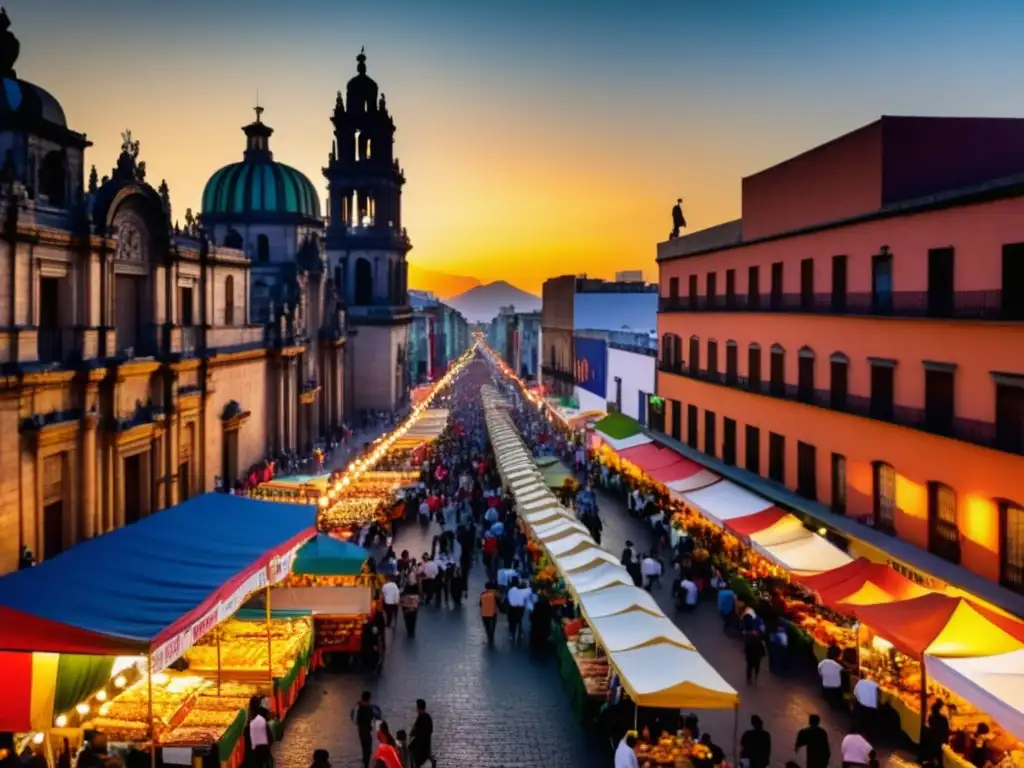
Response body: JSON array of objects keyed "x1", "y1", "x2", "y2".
[
  {"x1": 150, "y1": 542, "x2": 302, "y2": 673},
  {"x1": 573, "y1": 336, "x2": 607, "y2": 398}
]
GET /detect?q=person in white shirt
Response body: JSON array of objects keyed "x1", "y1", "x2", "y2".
[
  {"x1": 641, "y1": 554, "x2": 662, "y2": 592},
  {"x1": 246, "y1": 696, "x2": 273, "y2": 768},
  {"x1": 421, "y1": 557, "x2": 440, "y2": 605},
  {"x1": 505, "y1": 578, "x2": 532, "y2": 642},
  {"x1": 680, "y1": 577, "x2": 699, "y2": 610},
  {"x1": 615, "y1": 733, "x2": 639, "y2": 768},
  {"x1": 380, "y1": 579, "x2": 401, "y2": 628},
  {"x1": 818, "y1": 655, "x2": 845, "y2": 709},
  {"x1": 853, "y1": 676, "x2": 880, "y2": 732},
  {"x1": 840, "y1": 729, "x2": 874, "y2": 767}
]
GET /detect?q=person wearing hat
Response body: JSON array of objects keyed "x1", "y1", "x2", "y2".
[{"x1": 621, "y1": 541, "x2": 641, "y2": 586}]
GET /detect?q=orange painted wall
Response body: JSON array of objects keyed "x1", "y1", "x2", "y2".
[
  {"x1": 741, "y1": 121, "x2": 883, "y2": 239},
  {"x1": 655, "y1": 371, "x2": 1018, "y2": 583},
  {"x1": 661, "y1": 195, "x2": 1024, "y2": 299}
]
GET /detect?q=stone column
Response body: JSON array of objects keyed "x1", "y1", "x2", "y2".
[
  {"x1": 79, "y1": 414, "x2": 99, "y2": 539},
  {"x1": 168, "y1": 411, "x2": 180, "y2": 508}
]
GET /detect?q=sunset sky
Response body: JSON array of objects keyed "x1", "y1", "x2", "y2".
[{"x1": 11, "y1": 0, "x2": 1024, "y2": 293}]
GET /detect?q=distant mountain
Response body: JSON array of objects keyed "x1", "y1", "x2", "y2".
[
  {"x1": 407, "y1": 264, "x2": 481, "y2": 300},
  {"x1": 447, "y1": 280, "x2": 541, "y2": 323}
]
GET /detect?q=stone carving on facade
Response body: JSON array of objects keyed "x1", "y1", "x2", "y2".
[{"x1": 115, "y1": 217, "x2": 144, "y2": 261}]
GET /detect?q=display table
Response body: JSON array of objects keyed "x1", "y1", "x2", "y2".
[{"x1": 550, "y1": 622, "x2": 607, "y2": 724}]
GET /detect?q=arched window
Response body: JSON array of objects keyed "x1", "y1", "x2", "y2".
[
  {"x1": 661, "y1": 334, "x2": 675, "y2": 369},
  {"x1": 798, "y1": 346, "x2": 815, "y2": 403},
  {"x1": 830, "y1": 352, "x2": 849, "y2": 410},
  {"x1": 354, "y1": 258, "x2": 373, "y2": 306},
  {"x1": 224, "y1": 275, "x2": 235, "y2": 326},
  {"x1": 688, "y1": 335, "x2": 700, "y2": 374},
  {"x1": 253, "y1": 280, "x2": 270, "y2": 323},
  {"x1": 224, "y1": 229, "x2": 243, "y2": 249},
  {"x1": 256, "y1": 234, "x2": 270, "y2": 263},
  {"x1": 1000, "y1": 499, "x2": 1024, "y2": 594},
  {"x1": 748, "y1": 343, "x2": 762, "y2": 391},
  {"x1": 39, "y1": 151, "x2": 66, "y2": 206},
  {"x1": 386, "y1": 261, "x2": 394, "y2": 304},
  {"x1": 928, "y1": 482, "x2": 960, "y2": 563},
  {"x1": 770, "y1": 343, "x2": 786, "y2": 396},
  {"x1": 725, "y1": 340, "x2": 738, "y2": 384},
  {"x1": 872, "y1": 461, "x2": 896, "y2": 532}
]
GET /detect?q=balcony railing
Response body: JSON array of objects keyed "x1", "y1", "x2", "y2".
[
  {"x1": 657, "y1": 361, "x2": 1019, "y2": 456},
  {"x1": 37, "y1": 328, "x2": 64, "y2": 364},
  {"x1": 541, "y1": 364, "x2": 574, "y2": 383},
  {"x1": 659, "y1": 290, "x2": 1021, "y2": 321}
]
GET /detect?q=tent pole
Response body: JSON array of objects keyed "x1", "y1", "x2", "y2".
[
  {"x1": 147, "y1": 654, "x2": 155, "y2": 768},
  {"x1": 215, "y1": 625, "x2": 222, "y2": 696},
  {"x1": 265, "y1": 585, "x2": 274, "y2": 716}
]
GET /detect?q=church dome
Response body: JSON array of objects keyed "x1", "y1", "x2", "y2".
[
  {"x1": 201, "y1": 107, "x2": 321, "y2": 224},
  {"x1": 345, "y1": 48, "x2": 378, "y2": 114},
  {"x1": 0, "y1": 78, "x2": 67, "y2": 126}
]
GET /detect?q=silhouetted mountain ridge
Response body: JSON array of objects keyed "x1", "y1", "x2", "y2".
[{"x1": 446, "y1": 280, "x2": 541, "y2": 323}]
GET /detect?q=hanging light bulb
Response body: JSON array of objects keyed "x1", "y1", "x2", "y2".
[
  {"x1": 54, "y1": 714, "x2": 68, "y2": 728},
  {"x1": 32, "y1": 733, "x2": 44, "y2": 745},
  {"x1": 113, "y1": 674, "x2": 127, "y2": 689},
  {"x1": 75, "y1": 703, "x2": 90, "y2": 715},
  {"x1": 95, "y1": 690, "x2": 108, "y2": 702}
]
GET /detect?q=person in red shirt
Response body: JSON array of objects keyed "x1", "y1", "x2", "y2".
[{"x1": 372, "y1": 722, "x2": 403, "y2": 768}]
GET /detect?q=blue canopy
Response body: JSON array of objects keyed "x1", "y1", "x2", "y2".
[
  {"x1": 0, "y1": 494, "x2": 315, "y2": 654},
  {"x1": 291, "y1": 534, "x2": 368, "y2": 576}
]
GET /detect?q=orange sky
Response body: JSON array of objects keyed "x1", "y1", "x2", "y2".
[{"x1": 10, "y1": 1, "x2": 1024, "y2": 294}]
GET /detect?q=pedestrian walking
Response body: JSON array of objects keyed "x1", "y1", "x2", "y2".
[
  {"x1": 740, "y1": 715, "x2": 772, "y2": 768},
  {"x1": 743, "y1": 625, "x2": 766, "y2": 685},
  {"x1": 506, "y1": 577, "x2": 530, "y2": 643},
  {"x1": 373, "y1": 722, "x2": 404, "y2": 768},
  {"x1": 794, "y1": 714, "x2": 830, "y2": 768},
  {"x1": 408, "y1": 699, "x2": 435, "y2": 768},
  {"x1": 350, "y1": 691, "x2": 382, "y2": 768},
  {"x1": 480, "y1": 581, "x2": 499, "y2": 645},
  {"x1": 381, "y1": 578, "x2": 400, "y2": 628},
  {"x1": 243, "y1": 695, "x2": 273, "y2": 768},
  {"x1": 400, "y1": 585, "x2": 420, "y2": 639}
]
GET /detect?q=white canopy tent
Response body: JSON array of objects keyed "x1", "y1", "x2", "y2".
[
  {"x1": 590, "y1": 611, "x2": 695, "y2": 652},
  {"x1": 533, "y1": 518, "x2": 590, "y2": 540},
  {"x1": 665, "y1": 470, "x2": 721, "y2": 494},
  {"x1": 555, "y1": 547, "x2": 620, "y2": 573},
  {"x1": 753, "y1": 534, "x2": 853, "y2": 576},
  {"x1": 925, "y1": 651, "x2": 1024, "y2": 742},
  {"x1": 612, "y1": 641, "x2": 738, "y2": 709},
  {"x1": 546, "y1": 532, "x2": 597, "y2": 558},
  {"x1": 681, "y1": 480, "x2": 774, "y2": 526},
  {"x1": 578, "y1": 585, "x2": 662, "y2": 619},
  {"x1": 523, "y1": 506, "x2": 570, "y2": 525},
  {"x1": 567, "y1": 562, "x2": 634, "y2": 594}
]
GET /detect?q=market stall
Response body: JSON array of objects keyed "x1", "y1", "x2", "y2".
[
  {"x1": 0, "y1": 494, "x2": 316, "y2": 766},
  {"x1": 592, "y1": 411, "x2": 654, "y2": 452}
]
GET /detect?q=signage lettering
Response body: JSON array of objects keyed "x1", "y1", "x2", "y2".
[{"x1": 887, "y1": 559, "x2": 947, "y2": 591}]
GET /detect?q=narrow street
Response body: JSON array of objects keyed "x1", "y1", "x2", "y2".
[{"x1": 273, "y1": 520, "x2": 609, "y2": 768}]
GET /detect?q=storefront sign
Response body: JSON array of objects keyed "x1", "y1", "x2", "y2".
[
  {"x1": 573, "y1": 337, "x2": 607, "y2": 398},
  {"x1": 847, "y1": 537, "x2": 948, "y2": 591}
]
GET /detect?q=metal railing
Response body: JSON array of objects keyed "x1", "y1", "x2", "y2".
[
  {"x1": 656, "y1": 362, "x2": 1020, "y2": 455},
  {"x1": 658, "y1": 289, "x2": 1021, "y2": 320}
]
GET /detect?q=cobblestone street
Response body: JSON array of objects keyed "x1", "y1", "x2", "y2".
[{"x1": 273, "y1": 521, "x2": 608, "y2": 768}]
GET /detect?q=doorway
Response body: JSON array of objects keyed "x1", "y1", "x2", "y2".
[
  {"x1": 178, "y1": 461, "x2": 190, "y2": 502},
  {"x1": 43, "y1": 501, "x2": 64, "y2": 558},
  {"x1": 124, "y1": 453, "x2": 143, "y2": 524}
]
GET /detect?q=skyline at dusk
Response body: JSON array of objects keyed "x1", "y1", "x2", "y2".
[{"x1": 11, "y1": 0, "x2": 1024, "y2": 292}]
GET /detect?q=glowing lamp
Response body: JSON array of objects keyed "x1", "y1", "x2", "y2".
[
  {"x1": 32, "y1": 733, "x2": 44, "y2": 745},
  {"x1": 113, "y1": 675, "x2": 127, "y2": 688},
  {"x1": 75, "y1": 703, "x2": 90, "y2": 715},
  {"x1": 95, "y1": 690, "x2": 107, "y2": 702},
  {"x1": 55, "y1": 715, "x2": 68, "y2": 728},
  {"x1": 319, "y1": 496, "x2": 329, "y2": 508},
  {"x1": 817, "y1": 527, "x2": 827, "y2": 536}
]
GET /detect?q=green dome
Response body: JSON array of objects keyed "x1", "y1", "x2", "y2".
[{"x1": 201, "y1": 108, "x2": 321, "y2": 224}]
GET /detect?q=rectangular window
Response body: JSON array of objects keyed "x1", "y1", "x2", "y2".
[
  {"x1": 870, "y1": 362, "x2": 895, "y2": 421},
  {"x1": 648, "y1": 395, "x2": 665, "y2": 433},
  {"x1": 768, "y1": 432, "x2": 785, "y2": 483},
  {"x1": 669, "y1": 276, "x2": 679, "y2": 299},
  {"x1": 797, "y1": 441, "x2": 817, "y2": 500},
  {"x1": 831, "y1": 255, "x2": 848, "y2": 312},
  {"x1": 706, "y1": 272, "x2": 717, "y2": 307},
  {"x1": 689, "y1": 337, "x2": 700, "y2": 374},
  {"x1": 872, "y1": 252, "x2": 894, "y2": 313},
  {"x1": 704, "y1": 410, "x2": 716, "y2": 457},
  {"x1": 748, "y1": 346, "x2": 762, "y2": 392},
  {"x1": 687, "y1": 404, "x2": 699, "y2": 449},
  {"x1": 1002, "y1": 501, "x2": 1024, "y2": 594},
  {"x1": 745, "y1": 425, "x2": 760, "y2": 474},
  {"x1": 707, "y1": 340, "x2": 718, "y2": 376},
  {"x1": 928, "y1": 482, "x2": 960, "y2": 564},
  {"x1": 1002, "y1": 244, "x2": 1024, "y2": 320},
  {"x1": 798, "y1": 354, "x2": 815, "y2": 403},
  {"x1": 873, "y1": 462, "x2": 896, "y2": 532},
  {"x1": 638, "y1": 391, "x2": 647, "y2": 425},
  {"x1": 770, "y1": 348, "x2": 785, "y2": 397},
  {"x1": 670, "y1": 398, "x2": 682, "y2": 441},
  {"x1": 831, "y1": 453, "x2": 846, "y2": 514},
  {"x1": 725, "y1": 343, "x2": 738, "y2": 385},
  {"x1": 927, "y1": 248, "x2": 954, "y2": 318},
  {"x1": 723, "y1": 418, "x2": 737, "y2": 466},
  {"x1": 924, "y1": 366, "x2": 955, "y2": 435},
  {"x1": 800, "y1": 258, "x2": 814, "y2": 310},
  {"x1": 830, "y1": 358, "x2": 849, "y2": 411},
  {"x1": 995, "y1": 382, "x2": 1024, "y2": 454},
  {"x1": 748, "y1": 265, "x2": 760, "y2": 309},
  {"x1": 688, "y1": 274, "x2": 698, "y2": 308},
  {"x1": 725, "y1": 269, "x2": 736, "y2": 308},
  {"x1": 770, "y1": 262, "x2": 784, "y2": 309}
]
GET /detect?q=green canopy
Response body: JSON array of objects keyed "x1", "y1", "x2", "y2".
[
  {"x1": 540, "y1": 463, "x2": 574, "y2": 489},
  {"x1": 291, "y1": 534, "x2": 368, "y2": 576},
  {"x1": 593, "y1": 411, "x2": 642, "y2": 440},
  {"x1": 533, "y1": 456, "x2": 561, "y2": 469}
]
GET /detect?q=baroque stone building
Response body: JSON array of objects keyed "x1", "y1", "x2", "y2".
[
  {"x1": 0, "y1": 12, "x2": 347, "y2": 572},
  {"x1": 324, "y1": 49, "x2": 412, "y2": 410}
]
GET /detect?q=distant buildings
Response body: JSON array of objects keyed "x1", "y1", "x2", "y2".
[
  {"x1": 408, "y1": 290, "x2": 470, "y2": 384},
  {"x1": 656, "y1": 115, "x2": 1024, "y2": 607},
  {"x1": 541, "y1": 274, "x2": 658, "y2": 401},
  {"x1": 487, "y1": 307, "x2": 540, "y2": 380}
]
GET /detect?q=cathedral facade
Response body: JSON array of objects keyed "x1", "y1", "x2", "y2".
[{"x1": 0, "y1": 13, "x2": 360, "y2": 572}]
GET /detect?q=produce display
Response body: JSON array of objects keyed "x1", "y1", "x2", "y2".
[
  {"x1": 318, "y1": 498, "x2": 388, "y2": 530},
  {"x1": 315, "y1": 616, "x2": 366, "y2": 648},
  {"x1": 635, "y1": 734, "x2": 712, "y2": 766},
  {"x1": 83, "y1": 673, "x2": 209, "y2": 742},
  {"x1": 283, "y1": 572, "x2": 379, "y2": 588},
  {"x1": 562, "y1": 620, "x2": 609, "y2": 699},
  {"x1": 185, "y1": 617, "x2": 312, "y2": 679}
]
